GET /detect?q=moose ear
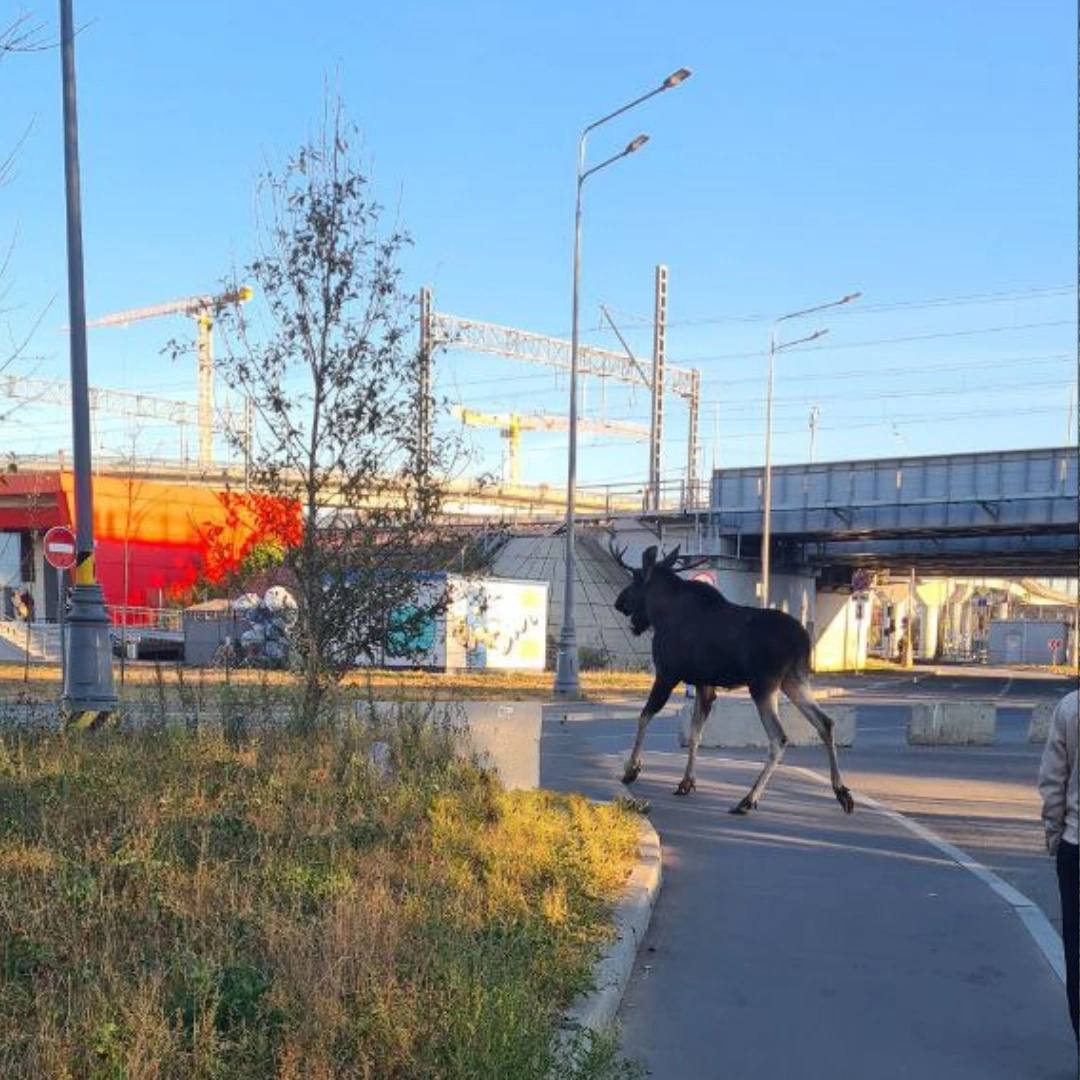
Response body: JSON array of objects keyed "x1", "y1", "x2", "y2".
[
  {"x1": 641, "y1": 546, "x2": 658, "y2": 573},
  {"x1": 660, "y1": 545, "x2": 681, "y2": 568}
]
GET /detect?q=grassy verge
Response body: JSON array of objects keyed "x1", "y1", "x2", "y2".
[
  {"x1": 0, "y1": 708, "x2": 643, "y2": 1078},
  {"x1": 0, "y1": 661, "x2": 656, "y2": 702}
]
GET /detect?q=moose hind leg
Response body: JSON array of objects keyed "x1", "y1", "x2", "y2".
[
  {"x1": 731, "y1": 690, "x2": 787, "y2": 814},
  {"x1": 676, "y1": 685, "x2": 716, "y2": 796},
  {"x1": 624, "y1": 677, "x2": 676, "y2": 784},
  {"x1": 782, "y1": 676, "x2": 855, "y2": 814}
]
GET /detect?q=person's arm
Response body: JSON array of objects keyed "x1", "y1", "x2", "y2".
[{"x1": 1038, "y1": 699, "x2": 1070, "y2": 856}]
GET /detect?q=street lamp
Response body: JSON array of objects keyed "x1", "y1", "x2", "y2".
[
  {"x1": 59, "y1": 0, "x2": 118, "y2": 726},
  {"x1": 760, "y1": 291, "x2": 860, "y2": 610},
  {"x1": 553, "y1": 68, "x2": 692, "y2": 698}
]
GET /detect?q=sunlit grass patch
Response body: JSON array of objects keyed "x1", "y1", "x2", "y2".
[
  {"x1": 0, "y1": 661, "x2": 657, "y2": 704},
  {"x1": 0, "y1": 710, "x2": 642, "y2": 1078}
]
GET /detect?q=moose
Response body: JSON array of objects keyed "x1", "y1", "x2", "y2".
[{"x1": 611, "y1": 542, "x2": 855, "y2": 816}]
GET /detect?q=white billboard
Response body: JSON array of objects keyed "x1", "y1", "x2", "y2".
[
  {"x1": 445, "y1": 577, "x2": 548, "y2": 671},
  {"x1": 379, "y1": 575, "x2": 549, "y2": 672}
]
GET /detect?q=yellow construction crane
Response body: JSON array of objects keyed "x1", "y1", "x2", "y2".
[
  {"x1": 83, "y1": 286, "x2": 252, "y2": 468},
  {"x1": 451, "y1": 405, "x2": 648, "y2": 485}
]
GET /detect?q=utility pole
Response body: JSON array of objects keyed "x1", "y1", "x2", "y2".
[
  {"x1": 648, "y1": 264, "x2": 668, "y2": 510},
  {"x1": 59, "y1": 0, "x2": 117, "y2": 727},
  {"x1": 904, "y1": 567, "x2": 916, "y2": 669},
  {"x1": 418, "y1": 286, "x2": 433, "y2": 472},
  {"x1": 196, "y1": 314, "x2": 214, "y2": 467},
  {"x1": 685, "y1": 367, "x2": 700, "y2": 505},
  {"x1": 808, "y1": 404, "x2": 820, "y2": 464}
]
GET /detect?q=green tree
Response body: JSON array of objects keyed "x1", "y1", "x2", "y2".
[{"x1": 198, "y1": 99, "x2": 464, "y2": 727}]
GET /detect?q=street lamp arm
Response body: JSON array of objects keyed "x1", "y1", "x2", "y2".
[
  {"x1": 583, "y1": 84, "x2": 666, "y2": 137},
  {"x1": 776, "y1": 327, "x2": 829, "y2": 351},
  {"x1": 577, "y1": 66, "x2": 691, "y2": 178},
  {"x1": 580, "y1": 137, "x2": 649, "y2": 183},
  {"x1": 776, "y1": 291, "x2": 863, "y2": 325}
]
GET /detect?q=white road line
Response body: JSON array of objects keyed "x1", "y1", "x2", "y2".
[{"x1": 783, "y1": 762, "x2": 1065, "y2": 986}]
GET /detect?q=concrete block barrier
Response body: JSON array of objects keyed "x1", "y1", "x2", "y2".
[
  {"x1": 680, "y1": 695, "x2": 856, "y2": 749},
  {"x1": 1027, "y1": 702, "x2": 1055, "y2": 743},
  {"x1": 907, "y1": 701, "x2": 995, "y2": 745},
  {"x1": 356, "y1": 699, "x2": 541, "y2": 790}
]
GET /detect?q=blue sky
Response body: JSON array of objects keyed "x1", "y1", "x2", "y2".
[{"x1": 1, "y1": 0, "x2": 1075, "y2": 490}]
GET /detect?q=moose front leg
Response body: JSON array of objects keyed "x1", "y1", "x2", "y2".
[{"x1": 623, "y1": 676, "x2": 677, "y2": 784}]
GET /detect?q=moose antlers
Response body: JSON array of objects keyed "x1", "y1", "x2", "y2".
[
  {"x1": 672, "y1": 554, "x2": 712, "y2": 572},
  {"x1": 608, "y1": 537, "x2": 711, "y2": 575},
  {"x1": 607, "y1": 537, "x2": 636, "y2": 575}
]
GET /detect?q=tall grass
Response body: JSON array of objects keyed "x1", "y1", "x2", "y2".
[{"x1": 0, "y1": 703, "x2": 642, "y2": 1078}]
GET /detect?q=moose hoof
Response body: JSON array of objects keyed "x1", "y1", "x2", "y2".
[
  {"x1": 729, "y1": 795, "x2": 757, "y2": 815},
  {"x1": 622, "y1": 762, "x2": 642, "y2": 785},
  {"x1": 835, "y1": 786, "x2": 855, "y2": 814},
  {"x1": 674, "y1": 777, "x2": 696, "y2": 797}
]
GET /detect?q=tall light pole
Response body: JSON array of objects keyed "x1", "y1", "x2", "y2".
[
  {"x1": 761, "y1": 292, "x2": 860, "y2": 610},
  {"x1": 59, "y1": 0, "x2": 118, "y2": 726},
  {"x1": 554, "y1": 67, "x2": 692, "y2": 698}
]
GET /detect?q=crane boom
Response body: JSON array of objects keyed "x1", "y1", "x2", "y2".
[
  {"x1": 83, "y1": 286, "x2": 253, "y2": 329},
  {"x1": 78, "y1": 286, "x2": 252, "y2": 467},
  {"x1": 451, "y1": 406, "x2": 647, "y2": 484}
]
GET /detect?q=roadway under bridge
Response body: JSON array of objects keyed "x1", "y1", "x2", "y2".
[{"x1": 704, "y1": 446, "x2": 1077, "y2": 578}]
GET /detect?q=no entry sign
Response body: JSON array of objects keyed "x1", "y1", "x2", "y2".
[{"x1": 43, "y1": 526, "x2": 77, "y2": 571}]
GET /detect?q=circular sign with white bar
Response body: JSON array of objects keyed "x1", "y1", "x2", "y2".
[{"x1": 43, "y1": 525, "x2": 78, "y2": 571}]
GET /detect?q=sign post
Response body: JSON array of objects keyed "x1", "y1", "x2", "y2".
[{"x1": 44, "y1": 526, "x2": 78, "y2": 688}]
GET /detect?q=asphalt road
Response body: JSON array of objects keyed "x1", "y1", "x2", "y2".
[{"x1": 541, "y1": 690, "x2": 1078, "y2": 1079}]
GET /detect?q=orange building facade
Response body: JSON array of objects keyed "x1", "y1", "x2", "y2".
[{"x1": 0, "y1": 471, "x2": 299, "y2": 619}]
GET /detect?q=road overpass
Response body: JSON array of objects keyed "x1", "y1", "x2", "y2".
[{"x1": 706, "y1": 446, "x2": 1077, "y2": 576}]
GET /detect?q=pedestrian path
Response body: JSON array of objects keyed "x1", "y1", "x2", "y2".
[{"x1": 541, "y1": 710, "x2": 1077, "y2": 1080}]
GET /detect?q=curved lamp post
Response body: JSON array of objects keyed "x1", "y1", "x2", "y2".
[
  {"x1": 554, "y1": 68, "x2": 692, "y2": 698},
  {"x1": 760, "y1": 291, "x2": 861, "y2": 609}
]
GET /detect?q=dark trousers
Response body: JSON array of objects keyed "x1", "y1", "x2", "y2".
[{"x1": 1058, "y1": 839, "x2": 1079, "y2": 1040}]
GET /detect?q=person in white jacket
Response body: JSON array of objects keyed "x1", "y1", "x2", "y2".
[{"x1": 1038, "y1": 689, "x2": 1078, "y2": 1041}]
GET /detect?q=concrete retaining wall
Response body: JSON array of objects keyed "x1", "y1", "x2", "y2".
[
  {"x1": 680, "y1": 696, "x2": 856, "y2": 748},
  {"x1": 1028, "y1": 702, "x2": 1055, "y2": 743},
  {"x1": 907, "y1": 701, "x2": 995, "y2": 745}
]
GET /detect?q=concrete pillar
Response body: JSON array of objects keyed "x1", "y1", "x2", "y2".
[{"x1": 28, "y1": 533, "x2": 46, "y2": 621}]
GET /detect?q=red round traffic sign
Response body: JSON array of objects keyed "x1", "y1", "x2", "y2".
[{"x1": 43, "y1": 526, "x2": 78, "y2": 571}]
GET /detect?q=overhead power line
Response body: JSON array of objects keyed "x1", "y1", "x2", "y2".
[
  {"x1": 451, "y1": 350, "x2": 1071, "y2": 396},
  {"x1": 683, "y1": 320, "x2": 1074, "y2": 365},
  {"x1": 581, "y1": 283, "x2": 1076, "y2": 334}
]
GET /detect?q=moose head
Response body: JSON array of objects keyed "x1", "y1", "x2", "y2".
[{"x1": 610, "y1": 542, "x2": 708, "y2": 636}]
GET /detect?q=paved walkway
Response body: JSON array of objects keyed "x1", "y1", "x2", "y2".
[
  {"x1": 542, "y1": 706, "x2": 1077, "y2": 1080},
  {"x1": 0, "y1": 634, "x2": 29, "y2": 664}
]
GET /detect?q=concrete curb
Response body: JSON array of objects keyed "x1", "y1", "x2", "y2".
[{"x1": 558, "y1": 814, "x2": 662, "y2": 1039}]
